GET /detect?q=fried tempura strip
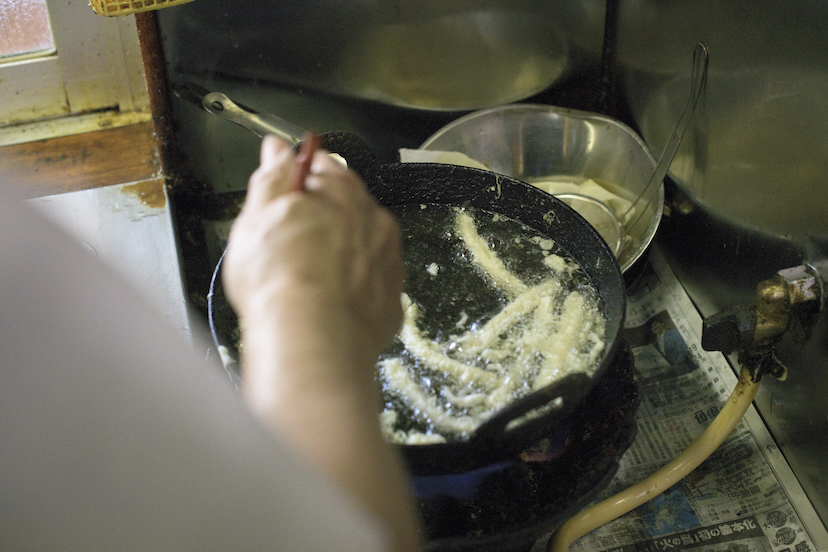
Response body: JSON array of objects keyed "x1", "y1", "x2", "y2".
[
  {"x1": 398, "y1": 294, "x2": 502, "y2": 390},
  {"x1": 379, "y1": 358, "x2": 481, "y2": 436},
  {"x1": 455, "y1": 210, "x2": 528, "y2": 299}
]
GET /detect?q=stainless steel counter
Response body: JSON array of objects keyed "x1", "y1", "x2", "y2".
[{"x1": 154, "y1": 0, "x2": 828, "y2": 535}]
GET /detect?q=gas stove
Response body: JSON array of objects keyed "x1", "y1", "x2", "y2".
[{"x1": 414, "y1": 344, "x2": 639, "y2": 552}]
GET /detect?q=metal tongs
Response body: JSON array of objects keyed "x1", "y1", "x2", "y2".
[
  {"x1": 173, "y1": 82, "x2": 307, "y2": 144},
  {"x1": 622, "y1": 42, "x2": 709, "y2": 233},
  {"x1": 570, "y1": 42, "x2": 709, "y2": 256},
  {"x1": 175, "y1": 81, "x2": 323, "y2": 192}
]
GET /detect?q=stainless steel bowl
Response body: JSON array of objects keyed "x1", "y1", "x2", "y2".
[
  {"x1": 419, "y1": 104, "x2": 662, "y2": 273},
  {"x1": 159, "y1": 0, "x2": 603, "y2": 112}
]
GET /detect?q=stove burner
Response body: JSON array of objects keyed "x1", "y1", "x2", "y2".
[{"x1": 415, "y1": 342, "x2": 639, "y2": 552}]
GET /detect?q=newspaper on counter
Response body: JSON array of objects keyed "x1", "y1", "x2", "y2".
[{"x1": 534, "y1": 247, "x2": 828, "y2": 552}]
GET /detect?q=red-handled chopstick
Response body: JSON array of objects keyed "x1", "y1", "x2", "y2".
[{"x1": 289, "y1": 133, "x2": 322, "y2": 193}]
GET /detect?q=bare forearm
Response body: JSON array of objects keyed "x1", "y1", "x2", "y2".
[
  {"x1": 240, "y1": 298, "x2": 422, "y2": 552},
  {"x1": 223, "y1": 136, "x2": 417, "y2": 550}
]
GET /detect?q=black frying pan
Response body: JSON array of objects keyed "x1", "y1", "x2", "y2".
[{"x1": 197, "y1": 95, "x2": 627, "y2": 475}]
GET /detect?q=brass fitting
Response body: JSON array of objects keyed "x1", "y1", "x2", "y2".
[
  {"x1": 702, "y1": 260, "x2": 827, "y2": 381},
  {"x1": 753, "y1": 273, "x2": 795, "y2": 347}
]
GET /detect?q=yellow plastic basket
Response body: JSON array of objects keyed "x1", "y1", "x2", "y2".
[{"x1": 88, "y1": 0, "x2": 196, "y2": 16}]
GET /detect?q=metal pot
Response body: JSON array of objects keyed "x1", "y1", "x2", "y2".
[
  {"x1": 616, "y1": 3, "x2": 828, "y2": 521},
  {"x1": 158, "y1": 0, "x2": 603, "y2": 111}
]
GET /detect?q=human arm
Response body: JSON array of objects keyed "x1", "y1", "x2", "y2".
[{"x1": 222, "y1": 136, "x2": 422, "y2": 552}]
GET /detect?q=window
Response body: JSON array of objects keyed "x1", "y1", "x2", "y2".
[
  {"x1": 0, "y1": 0, "x2": 55, "y2": 60},
  {"x1": 0, "y1": 0, "x2": 149, "y2": 130}
]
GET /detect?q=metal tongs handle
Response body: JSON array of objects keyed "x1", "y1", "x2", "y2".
[
  {"x1": 622, "y1": 43, "x2": 709, "y2": 230},
  {"x1": 201, "y1": 92, "x2": 307, "y2": 144}
]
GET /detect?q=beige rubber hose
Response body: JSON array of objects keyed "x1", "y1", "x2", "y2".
[{"x1": 547, "y1": 366, "x2": 760, "y2": 552}]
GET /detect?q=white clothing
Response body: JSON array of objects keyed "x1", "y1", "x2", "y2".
[{"x1": 0, "y1": 190, "x2": 387, "y2": 552}]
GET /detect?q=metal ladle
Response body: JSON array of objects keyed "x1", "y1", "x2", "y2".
[{"x1": 562, "y1": 43, "x2": 709, "y2": 256}]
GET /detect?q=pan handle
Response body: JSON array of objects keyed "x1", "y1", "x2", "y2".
[
  {"x1": 316, "y1": 131, "x2": 382, "y2": 184},
  {"x1": 201, "y1": 92, "x2": 307, "y2": 144},
  {"x1": 193, "y1": 90, "x2": 383, "y2": 186},
  {"x1": 471, "y1": 372, "x2": 593, "y2": 444}
]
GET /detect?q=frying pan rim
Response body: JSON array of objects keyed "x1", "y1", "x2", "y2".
[{"x1": 207, "y1": 142, "x2": 627, "y2": 474}]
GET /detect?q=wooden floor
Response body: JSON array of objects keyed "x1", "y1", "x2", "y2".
[{"x1": 0, "y1": 122, "x2": 161, "y2": 198}]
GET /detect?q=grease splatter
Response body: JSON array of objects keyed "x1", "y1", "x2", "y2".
[{"x1": 122, "y1": 179, "x2": 166, "y2": 209}]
